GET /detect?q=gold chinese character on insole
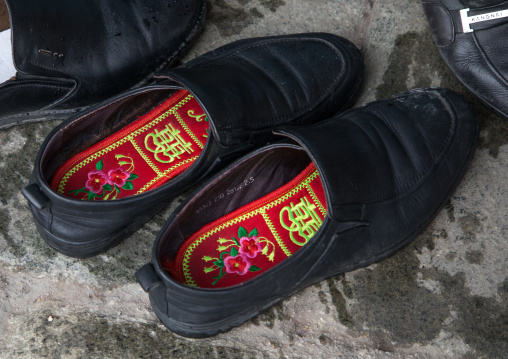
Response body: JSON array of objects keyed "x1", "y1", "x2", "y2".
[
  {"x1": 280, "y1": 196, "x2": 323, "y2": 245},
  {"x1": 144, "y1": 124, "x2": 194, "y2": 163}
]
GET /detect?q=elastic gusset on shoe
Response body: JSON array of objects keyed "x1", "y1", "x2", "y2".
[
  {"x1": 162, "y1": 162, "x2": 327, "y2": 289},
  {"x1": 50, "y1": 90, "x2": 209, "y2": 200}
]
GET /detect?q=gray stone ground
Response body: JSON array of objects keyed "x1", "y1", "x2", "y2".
[{"x1": 0, "y1": 0, "x2": 507, "y2": 358}]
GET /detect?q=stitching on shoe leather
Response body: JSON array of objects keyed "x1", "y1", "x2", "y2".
[
  {"x1": 26, "y1": 59, "x2": 76, "y2": 82},
  {"x1": 363, "y1": 90, "x2": 458, "y2": 204},
  {"x1": 353, "y1": 91, "x2": 455, "y2": 203},
  {"x1": 472, "y1": 32, "x2": 508, "y2": 86},
  {"x1": 286, "y1": 90, "x2": 458, "y2": 205}
]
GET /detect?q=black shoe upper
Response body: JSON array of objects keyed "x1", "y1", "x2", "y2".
[
  {"x1": 136, "y1": 88, "x2": 478, "y2": 338},
  {"x1": 23, "y1": 33, "x2": 364, "y2": 258},
  {"x1": 0, "y1": 0, "x2": 206, "y2": 128},
  {"x1": 158, "y1": 33, "x2": 363, "y2": 146},
  {"x1": 422, "y1": 0, "x2": 508, "y2": 118}
]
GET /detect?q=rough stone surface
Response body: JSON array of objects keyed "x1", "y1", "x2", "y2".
[{"x1": 1, "y1": 0, "x2": 507, "y2": 358}]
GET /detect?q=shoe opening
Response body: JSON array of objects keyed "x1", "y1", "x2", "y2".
[
  {"x1": 157, "y1": 145, "x2": 327, "y2": 289},
  {"x1": 46, "y1": 89, "x2": 209, "y2": 200}
]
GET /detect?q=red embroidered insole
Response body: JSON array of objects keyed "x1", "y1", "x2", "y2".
[
  {"x1": 162, "y1": 162, "x2": 327, "y2": 289},
  {"x1": 50, "y1": 90, "x2": 209, "y2": 200}
]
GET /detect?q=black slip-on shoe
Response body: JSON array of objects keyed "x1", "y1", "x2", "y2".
[
  {"x1": 136, "y1": 88, "x2": 478, "y2": 338},
  {"x1": 22, "y1": 33, "x2": 365, "y2": 258},
  {"x1": 422, "y1": 0, "x2": 508, "y2": 118},
  {"x1": 0, "y1": 0, "x2": 206, "y2": 129}
]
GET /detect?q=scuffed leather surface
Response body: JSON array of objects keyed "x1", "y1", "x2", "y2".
[
  {"x1": 1, "y1": 0, "x2": 206, "y2": 126},
  {"x1": 422, "y1": 0, "x2": 508, "y2": 118},
  {"x1": 307, "y1": 89, "x2": 477, "y2": 284},
  {"x1": 24, "y1": 33, "x2": 364, "y2": 258},
  {"x1": 164, "y1": 33, "x2": 364, "y2": 146},
  {"x1": 277, "y1": 88, "x2": 477, "y2": 222}
]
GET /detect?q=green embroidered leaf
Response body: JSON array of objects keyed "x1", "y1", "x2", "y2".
[
  {"x1": 213, "y1": 260, "x2": 224, "y2": 267},
  {"x1": 87, "y1": 192, "x2": 96, "y2": 200},
  {"x1": 212, "y1": 271, "x2": 226, "y2": 285},
  {"x1": 238, "y1": 226, "x2": 248, "y2": 238},
  {"x1": 115, "y1": 184, "x2": 121, "y2": 193},
  {"x1": 249, "y1": 266, "x2": 262, "y2": 272},
  {"x1": 204, "y1": 116, "x2": 209, "y2": 122},
  {"x1": 103, "y1": 184, "x2": 112, "y2": 191},
  {"x1": 232, "y1": 236, "x2": 240, "y2": 246},
  {"x1": 202, "y1": 256, "x2": 214, "y2": 262},
  {"x1": 249, "y1": 228, "x2": 258, "y2": 237},
  {"x1": 122, "y1": 181, "x2": 134, "y2": 190},
  {"x1": 127, "y1": 173, "x2": 139, "y2": 180},
  {"x1": 212, "y1": 267, "x2": 227, "y2": 285},
  {"x1": 230, "y1": 247, "x2": 238, "y2": 257},
  {"x1": 103, "y1": 192, "x2": 111, "y2": 200},
  {"x1": 96, "y1": 159, "x2": 104, "y2": 170},
  {"x1": 203, "y1": 267, "x2": 216, "y2": 273},
  {"x1": 68, "y1": 187, "x2": 87, "y2": 195}
]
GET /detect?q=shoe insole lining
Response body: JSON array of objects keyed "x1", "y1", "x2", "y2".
[
  {"x1": 162, "y1": 162, "x2": 327, "y2": 289},
  {"x1": 50, "y1": 90, "x2": 209, "y2": 200}
]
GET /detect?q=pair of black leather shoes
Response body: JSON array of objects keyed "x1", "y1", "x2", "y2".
[
  {"x1": 22, "y1": 33, "x2": 478, "y2": 337},
  {"x1": 422, "y1": 0, "x2": 508, "y2": 118}
]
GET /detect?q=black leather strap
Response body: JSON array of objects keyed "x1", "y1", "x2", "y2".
[
  {"x1": 136, "y1": 263, "x2": 162, "y2": 292},
  {"x1": 22, "y1": 184, "x2": 50, "y2": 210},
  {"x1": 450, "y1": 1, "x2": 508, "y2": 33}
]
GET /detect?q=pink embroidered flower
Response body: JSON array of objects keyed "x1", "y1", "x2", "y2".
[
  {"x1": 239, "y1": 236, "x2": 263, "y2": 258},
  {"x1": 107, "y1": 167, "x2": 130, "y2": 187},
  {"x1": 224, "y1": 254, "x2": 251, "y2": 275},
  {"x1": 86, "y1": 170, "x2": 109, "y2": 194}
]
